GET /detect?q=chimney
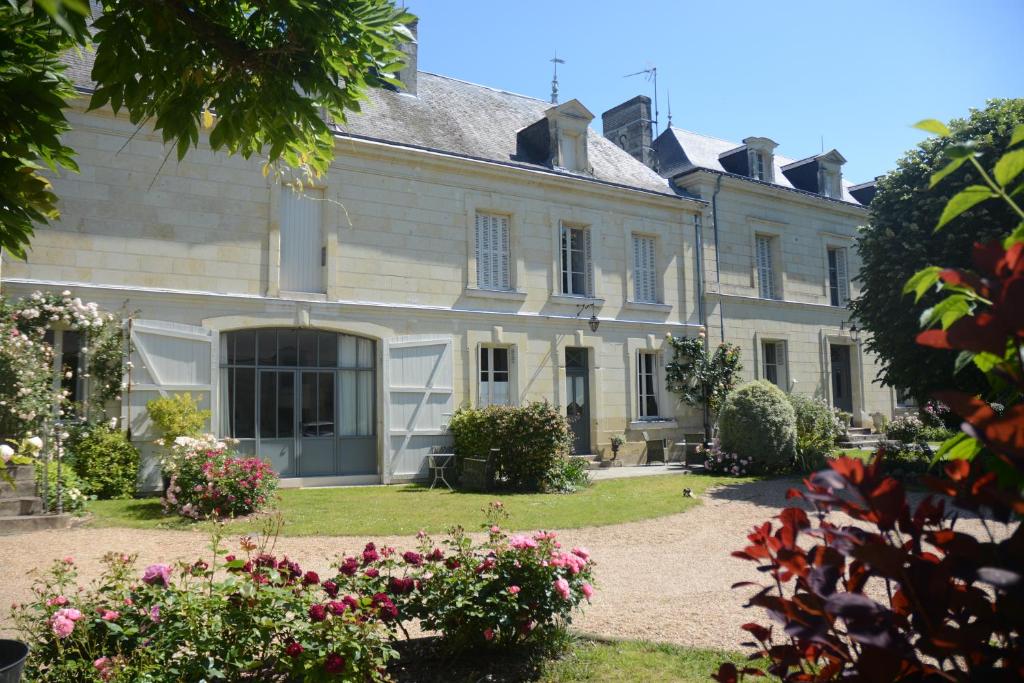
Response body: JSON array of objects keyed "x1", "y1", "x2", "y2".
[
  {"x1": 601, "y1": 95, "x2": 654, "y2": 168},
  {"x1": 396, "y1": 20, "x2": 418, "y2": 95}
]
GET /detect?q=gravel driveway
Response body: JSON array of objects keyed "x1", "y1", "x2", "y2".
[{"x1": 0, "y1": 477, "x2": 1011, "y2": 651}]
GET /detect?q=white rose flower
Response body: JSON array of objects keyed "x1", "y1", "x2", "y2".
[
  {"x1": 0, "y1": 444, "x2": 14, "y2": 461},
  {"x1": 26, "y1": 436, "x2": 44, "y2": 451}
]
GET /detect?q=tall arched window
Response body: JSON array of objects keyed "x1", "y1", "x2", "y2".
[{"x1": 220, "y1": 329, "x2": 376, "y2": 477}]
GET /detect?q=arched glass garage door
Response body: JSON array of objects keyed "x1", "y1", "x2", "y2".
[{"x1": 220, "y1": 329, "x2": 376, "y2": 477}]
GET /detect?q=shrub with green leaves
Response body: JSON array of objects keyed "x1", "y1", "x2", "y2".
[
  {"x1": 447, "y1": 401, "x2": 577, "y2": 492},
  {"x1": 718, "y1": 381, "x2": 797, "y2": 470},
  {"x1": 146, "y1": 393, "x2": 209, "y2": 444},
  {"x1": 787, "y1": 394, "x2": 841, "y2": 469},
  {"x1": 35, "y1": 460, "x2": 89, "y2": 513},
  {"x1": 67, "y1": 423, "x2": 139, "y2": 499},
  {"x1": 886, "y1": 414, "x2": 925, "y2": 443}
]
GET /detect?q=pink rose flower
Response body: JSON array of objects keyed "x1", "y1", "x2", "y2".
[
  {"x1": 509, "y1": 534, "x2": 538, "y2": 550},
  {"x1": 46, "y1": 595, "x2": 68, "y2": 607},
  {"x1": 100, "y1": 609, "x2": 120, "y2": 621},
  {"x1": 483, "y1": 627, "x2": 495, "y2": 641},
  {"x1": 581, "y1": 582, "x2": 595, "y2": 601},
  {"x1": 553, "y1": 577, "x2": 571, "y2": 600},
  {"x1": 142, "y1": 563, "x2": 172, "y2": 586},
  {"x1": 508, "y1": 585, "x2": 521, "y2": 595}
]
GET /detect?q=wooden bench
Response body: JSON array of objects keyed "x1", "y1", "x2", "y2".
[{"x1": 460, "y1": 448, "x2": 499, "y2": 491}]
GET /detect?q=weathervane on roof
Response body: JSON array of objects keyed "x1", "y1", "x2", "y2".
[
  {"x1": 667, "y1": 89, "x2": 672, "y2": 128},
  {"x1": 625, "y1": 66, "x2": 659, "y2": 136},
  {"x1": 550, "y1": 51, "x2": 565, "y2": 104}
]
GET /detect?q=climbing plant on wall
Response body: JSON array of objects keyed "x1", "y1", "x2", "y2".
[{"x1": 664, "y1": 333, "x2": 743, "y2": 420}]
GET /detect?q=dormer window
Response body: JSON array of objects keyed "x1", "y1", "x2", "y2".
[
  {"x1": 819, "y1": 165, "x2": 842, "y2": 199},
  {"x1": 517, "y1": 99, "x2": 594, "y2": 174},
  {"x1": 742, "y1": 137, "x2": 777, "y2": 182}
]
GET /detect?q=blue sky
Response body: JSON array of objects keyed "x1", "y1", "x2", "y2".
[{"x1": 408, "y1": 0, "x2": 1023, "y2": 183}]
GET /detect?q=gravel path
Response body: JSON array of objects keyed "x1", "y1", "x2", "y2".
[{"x1": 0, "y1": 478, "x2": 1011, "y2": 651}]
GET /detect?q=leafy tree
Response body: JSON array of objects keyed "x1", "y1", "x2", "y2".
[
  {"x1": 0, "y1": 0, "x2": 414, "y2": 257},
  {"x1": 850, "y1": 99, "x2": 1024, "y2": 404},
  {"x1": 664, "y1": 333, "x2": 742, "y2": 436}
]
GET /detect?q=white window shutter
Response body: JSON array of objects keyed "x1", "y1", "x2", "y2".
[
  {"x1": 584, "y1": 228, "x2": 594, "y2": 297},
  {"x1": 756, "y1": 236, "x2": 774, "y2": 299},
  {"x1": 499, "y1": 215, "x2": 510, "y2": 289},
  {"x1": 837, "y1": 247, "x2": 849, "y2": 306},
  {"x1": 475, "y1": 213, "x2": 488, "y2": 288}
]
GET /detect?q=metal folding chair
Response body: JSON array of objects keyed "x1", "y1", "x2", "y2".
[{"x1": 428, "y1": 453, "x2": 454, "y2": 490}]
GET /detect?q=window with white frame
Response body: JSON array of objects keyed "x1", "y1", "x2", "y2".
[
  {"x1": 560, "y1": 223, "x2": 593, "y2": 297},
  {"x1": 750, "y1": 150, "x2": 767, "y2": 180},
  {"x1": 637, "y1": 351, "x2": 661, "y2": 419},
  {"x1": 632, "y1": 234, "x2": 657, "y2": 303},
  {"x1": 820, "y1": 168, "x2": 842, "y2": 199},
  {"x1": 279, "y1": 187, "x2": 325, "y2": 293},
  {"x1": 761, "y1": 340, "x2": 787, "y2": 389},
  {"x1": 827, "y1": 247, "x2": 850, "y2": 307},
  {"x1": 475, "y1": 212, "x2": 511, "y2": 290},
  {"x1": 479, "y1": 346, "x2": 511, "y2": 407},
  {"x1": 755, "y1": 235, "x2": 777, "y2": 300}
]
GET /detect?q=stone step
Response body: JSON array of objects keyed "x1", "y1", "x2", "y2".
[
  {"x1": 0, "y1": 513, "x2": 76, "y2": 535},
  {"x1": 0, "y1": 497, "x2": 42, "y2": 516},
  {"x1": 0, "y1": 476, "x2": 38, "y2": 499},
  {"x1": 838, "y1": 439, "x2": 883, "y2": 450},
  {"x1": 847, "y1": 427, "x2": 873, "y2": 435}
]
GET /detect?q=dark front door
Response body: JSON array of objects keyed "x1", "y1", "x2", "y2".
[
  {"x1": 830, "y1": 344, "x2": 854, "y2": 414},
  {"x1": 565, "y1": 348, "x2": 591, "y2": 454}
]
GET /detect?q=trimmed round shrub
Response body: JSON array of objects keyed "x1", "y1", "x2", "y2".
[
  {"x1": 67, "y1": 423, "x2": 139, "y2": 499},
  {"x1": 718, "y1": 381, "x2": 797, "y2": 470},
  {"x1": 788, "y1": 394, "x2": 842, "y2": 469}
]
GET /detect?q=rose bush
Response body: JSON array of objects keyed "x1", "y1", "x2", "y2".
[
  {"x1": 13, "y1": 538, "x2": 398, "y2": 682},
  {"x1": 161, "y1": 434, "x2": 278, "y2": 519},
  {"x1": 322, "y1": 502, "x2": 596, "y2": 652},
  {"x1": 698, "y1": 441, "x2": 756, "y2": 476},
  {"x1": 14, "y1": 507, "x2": 596, "y2": 681},
  {"x1": 885, "y1": 414, "x2": 925, "y2": 443}
]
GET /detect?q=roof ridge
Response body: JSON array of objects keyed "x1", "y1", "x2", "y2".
[{"x1": 418, "y1": 71, "x2": 548, "y2": 104}]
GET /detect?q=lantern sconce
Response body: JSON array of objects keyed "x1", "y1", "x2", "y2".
[{"x1": 576, "y1": 303, "x2": 600, "y2": 333}]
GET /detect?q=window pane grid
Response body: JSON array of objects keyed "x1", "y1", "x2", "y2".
[
  {"x1": 479, "y1": 346, "x2": 511, "y2": 407},
  {"x1": 637, "y1": 352, "x2": 660, "y2": 419},
  {"x1": 561, "y1": 224, "x2": 592, "y2": 296}
]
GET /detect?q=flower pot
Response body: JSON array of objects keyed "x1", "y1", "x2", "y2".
[{"x1": 0, "y1": 640, "x2": 29, "y2": 683}]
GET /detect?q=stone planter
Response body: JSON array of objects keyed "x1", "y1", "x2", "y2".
[{"x1": 0, "y1": 640, "x2": 29, "y2": 683}]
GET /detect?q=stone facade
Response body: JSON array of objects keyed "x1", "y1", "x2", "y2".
[{"x1": 2, "y1": 103, "x2": 706, "y2": 488}]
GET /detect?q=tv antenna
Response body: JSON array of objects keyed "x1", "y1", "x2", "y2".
[
  {"x1": 625, "y1": 66, "x2": 658, "y2": 135},
  {"x1": 550, "y1": 51, "x2": 565, "y2": 104}
]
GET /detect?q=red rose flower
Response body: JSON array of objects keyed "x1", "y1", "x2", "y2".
[
  {"x1": 285, "y1": 642, "x2": 304, "y2": 657},
  {"x1": 324, "y1": 653, "x2": 345, "y2": 674},
  {"x1": 308, "y1": 604, "x2": 328, "y2": 622},
  {"x1": 302, "y1": 571, "x2": 320, "y2": 586},
  {"x1": 402, "y1": 551, "x2": 423, "y2": 566},
  {"x1": 322, "y1": 580, "x2": 339, "y2": 597}
]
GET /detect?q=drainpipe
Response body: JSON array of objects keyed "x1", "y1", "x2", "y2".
[
  {"x1": 711, "y1": 174, "x2": 725, "y2": 342},
  {"x1": 693, "y1": 212, "x2": 711, "y2": 441}
]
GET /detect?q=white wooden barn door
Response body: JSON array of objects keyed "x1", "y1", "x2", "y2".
[
  {"x1": 124, "y1": 320, "x2": 217, "y2": 488},
  {"x1": 382, "y1": 335, "x2": 454, "y2": 483}
]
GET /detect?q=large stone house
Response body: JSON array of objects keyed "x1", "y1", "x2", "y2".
[
  {"x1": 2, "y1": 44, "x2": 716, "y2": 489},
  {"x1": 602, "y1": 96, "x2": 892, "y2": 428}
]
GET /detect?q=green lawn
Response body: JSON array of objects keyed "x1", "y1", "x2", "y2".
[
  {"x1": 542, "y1": 640, "x2": 767, "y2": 682},
  {"x1": 86, "y1": 473, "x2": 751, "y2": 537}
]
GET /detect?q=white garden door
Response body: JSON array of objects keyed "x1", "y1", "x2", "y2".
[
  {"x1": 125, "y1": 319, "x2": 217, "y2": 442},
  {"x1": 382, "y1": 335, "x2": 453, "y2": 483}
]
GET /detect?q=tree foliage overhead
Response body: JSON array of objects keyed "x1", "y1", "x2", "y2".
[
  {"x1": 0, "y1": 0, "x2": 414, "y2": 257},
  {"x1": 850, "y1": 99, "x2": 1024, "y2": 403}
]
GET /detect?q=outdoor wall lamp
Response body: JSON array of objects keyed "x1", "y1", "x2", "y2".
[
  {"x1": 841, "y1": 320, "x2": 861, "y2": 343},
  {"x1": 576, "y1": 303, "x2": 600, "y2": 332}
]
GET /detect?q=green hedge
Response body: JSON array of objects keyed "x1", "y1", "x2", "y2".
[
  {"x1": 788, "y1": 394, "x2": 841, "y2": 470},
  {"x1": 67, "y1": 423, "x2": 139, "y2": 499},
  {"x1": 447, "y1": 401, "x2": 579, "y2": 492},
  {"x1": 719, "y1": 381, "x2": 797, "y2": 469}
]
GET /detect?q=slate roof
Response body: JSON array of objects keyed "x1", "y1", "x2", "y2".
[
  {"x1": 654, "y1": 127, "x2": 864, "y2": 205},
  {"x1": 61, "y1": 46, "x2": 679, "y2": 198}
]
